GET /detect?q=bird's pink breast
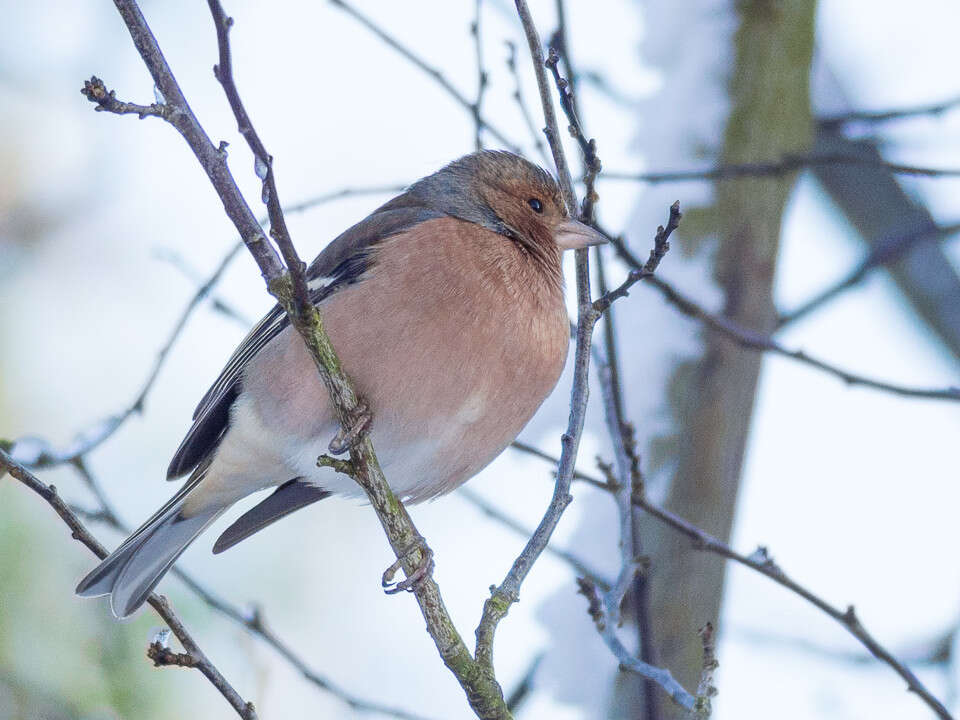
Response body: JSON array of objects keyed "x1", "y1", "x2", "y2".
[{"x1": 244, "y1": 217, "x2": 569, "y2": 501}]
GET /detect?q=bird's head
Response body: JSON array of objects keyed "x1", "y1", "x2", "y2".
[{"x1": 405, "y1": 150, "x2": 607, "y2": 258}]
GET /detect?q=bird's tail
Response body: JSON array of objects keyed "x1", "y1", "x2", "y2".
[{"x1": 76, "y1": 473, "x2": 221, "y2": 619}]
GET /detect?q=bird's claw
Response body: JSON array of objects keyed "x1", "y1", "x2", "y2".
[
  {"x1": 328, "y1": 402, "x2": 371, "y2": 455},
  {"x1": 382, "y1": 536, "x2": 434, "y2": 595}
]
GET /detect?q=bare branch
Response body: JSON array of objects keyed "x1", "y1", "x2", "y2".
[
  {"x1": 509, "y1": 440, "x2": 609, "y2": 490},
  {"x1": 328, "y1": 0, "x2": 519, "y2": 153},
  {"x1": 602, "y1": 153, "x2": 960, "y2": 184},
  {"x1": 81, "y1": 76, "x2": 169, "y2": 119},
  {"x1": 0, "y1": 450, "x2": 257, "y2": 720},
  {"x1": 575, "y1": 577, "x2": 697, "y2": 710},
  {"x1": 475, "y1": 0, "x2": 595, "y2": 676},
  {"x1": 458, "y1": 488, "x2": 611, "y2": 590},
  {"x1": 648, "y1": 274, "x2": 960, "y2": 401},
  {"x1": 690, "y1": 623, "x2": 719, "y2": 719},
  {"x1": 544, "y1": 48, "x2": 601, "y2": 222},
  {"x1": 504, "y1": 41, "x2": 550, "y2": 165},
  {"x1": 549, "y1": 23, "x2": 671, "y2": 710},
  {"x1": 9, "y1": 242, "x2": 244, "y2": 470},
  {"x1": 69, "y1": 461, "x2": 433, "y2": 720},
  {"x1": 592, "y1": 202, "x2": 680, "y2": 314},
  {"x1": 510, "y1": 442, "x2": 955, "y2": 720},
  {"x1": 206, "y1": 0, "x2": 309, "y2": 307},
  {"x1": 604, "y1": 234, "x2": 960, "y2": 401},
  {"x1": 283, "y1": 185, "x2": 409, "y2": 215},
  {"x1": 776, "y1": 221, "x2": 960, "y2": 328},
  {"x1": 471, "y1": 0, "x2": 488, "y2": 151},
  {"x1": 817, "y1": 95, "x2": 960, "y2": 129},
  {"x1": 631, "y1": 493, "x2": 954, "y2": 720},
  {"x1": 593, "y1": 247, "x2": 664, "y2": 720}
]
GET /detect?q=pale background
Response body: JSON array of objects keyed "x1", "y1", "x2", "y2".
[{"x1": 2, "y1": 1, "x2": 959, "y2": 718}]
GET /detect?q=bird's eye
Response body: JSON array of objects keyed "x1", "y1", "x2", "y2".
[{"x1": 527, "y1": 198, "x2": 543, "y2": 213}]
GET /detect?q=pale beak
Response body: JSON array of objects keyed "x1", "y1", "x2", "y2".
[{"x1": 554, "y1": 218, "x2": 608, "y2": 250}]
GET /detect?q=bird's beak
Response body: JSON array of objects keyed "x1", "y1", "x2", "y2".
[{"x1": 554, "y1": 219, "x2": 608, "y2": 250}]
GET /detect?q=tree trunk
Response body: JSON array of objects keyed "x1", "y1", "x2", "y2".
[{"x1": 614, "y1": 2, "x2": 818, "y2": 716}]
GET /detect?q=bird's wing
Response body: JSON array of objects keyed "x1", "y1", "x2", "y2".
[
  {"x1": 212, "y1": 479, "x2": 331, "y2": 553},
  {"x1": 166, "y1": 204, "x2": 443, "y2": 480}
]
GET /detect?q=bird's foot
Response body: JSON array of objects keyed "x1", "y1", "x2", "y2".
[
  {"x1": 382, "y1": 536, "x2": 434, "y2": 595},
  {"x1": 328, "y1": 401, "x2": 371, "y2": 455}
]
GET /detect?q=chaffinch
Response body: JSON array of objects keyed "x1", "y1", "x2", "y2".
[{"x1": 76, "y1": 150, "x2": 606, "y2": 618}]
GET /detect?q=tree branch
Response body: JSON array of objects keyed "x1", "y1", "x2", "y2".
[
  {"x1": 471, "y1": 0, "x2": 488, "y2": 151},
  {"x1": 328, "y1": 0, "x2": 519, "y2": 153},
  {"x1": 474, "y1": 0, "x2": 595, "y2": 677},
  {"x1": 606, "y1": 235, "x2": 960, "y2": 402},
  {"x1": 504, "y1": 41, "x2": 550, "y2": 166},
  {"x1": 68, "y1": 460, "x2": 433, "y2": 720},
  {"x1": 601, "y1": 153, "x2": 960, "y2": 184},
  {"x1": 9, "y1": 241, "x2": 244, "y2": 470},
  {"x1": 817, "y1": 95, "x2": 960, "y2": 129},
  {"x1": 776, "y1": 221, "x2": 960, "y2": 328},
  {"x1": 510, "y1": 442, "x2": 956, "y2": 720},
  {"x1": 0, "y1": 450, "x2": 257, "y2": 720}
]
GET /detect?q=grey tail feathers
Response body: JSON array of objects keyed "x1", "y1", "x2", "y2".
[{"x1": 76, "y1": 477, "x2": 221, "y2": 619}]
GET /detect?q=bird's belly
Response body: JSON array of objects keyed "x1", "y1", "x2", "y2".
[
  {"x1": 245, "y1": 247, "x2": 569, "y2": 502},
  {"x1": 287, "y1": 371, "x2": 557, "y2": 503}
]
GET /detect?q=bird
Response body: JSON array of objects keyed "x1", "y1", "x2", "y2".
[{"x1": 76, "y1": 150, "x2": 606, "y2": 618}]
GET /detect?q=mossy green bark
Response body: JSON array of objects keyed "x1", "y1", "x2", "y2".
[{"x1": 621, "y1": 2, "x2": 818, "y2": 716}]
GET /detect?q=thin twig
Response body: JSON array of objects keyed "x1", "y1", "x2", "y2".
[
  {"x1": 544, "y1": 47, "x2": 601, "y2": 222},
  {"x1": 9, "y1": 241, "x2": 244, "y2": 470},
  {"x1": 690, "y1": 623, "x2": 718, "y2": 719},
  {"x1": 602, "y1": 153, "x2": 960, "y2": 183},
  {"x1": 776, "y1": 221, "x2": 960, "y2": 328},
  {"x1": 817, "y1": 95, "x2": 960, "y2": 129},
  {"x1": 458, "y1": 488, "x2": 610, "y2": 590},
  {"x1": 510, "y1": 442, "x2": 956, "y2": 720},
  {"x1": 593, "y1": 202, "x2": 679, "y2": 314},
  {"x1": 593, "y1": 247, "x2": 663, "y2": 720},
  {"x1": 548, "y1": 21, "x2": 666, "y2": 712},
  {"x1": 471, "y1": 0, "x2": 488, "y2": 150},
  {"x1": 0, "y1": 450, "x2": 257, "y2": 720},
  {"x1": 605, "y1": 234, "x2": 960, "y2": 401},
  {"x1": 477, "y1": 4, "x2": 698, "y2": 712},
  {"x1": 504, "y1": 41, "x2": 550, "y2": 166},
  {"x1": 631, "y1": 494, "x2": 954, "y2": 720},
  {"x1": 70, "y1": 461, "x2": 432, "y2": 720},
  {"x1": 475, "y1": 0, "x2": 595, "y2": 674},
  {"x1": 81, "y1": 76, "x2": 168, "y2": 119},
  {"x1": 509, "y1": 440, "x2": 608, "y2": 490},
  {"x1": 648, "y1": 274, "x2": 960, "y2": 401},
  {"x1": 207, "y1": 0, "x2": 309, "y2": 307},
  {"x1": 283, "y1": 184, "x2": 408, "y2": 215},
  {"x1": 575, "y1": 576, "x2": 695, "y2": 710},
  {"x1": 328, "y1": 0, "x2": 520, "y2": 153}
]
